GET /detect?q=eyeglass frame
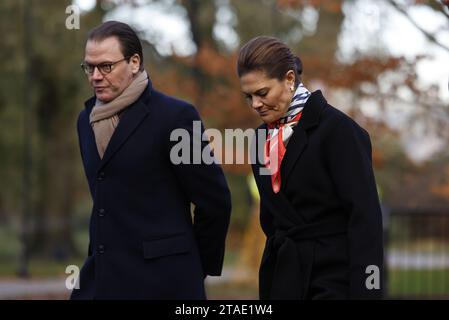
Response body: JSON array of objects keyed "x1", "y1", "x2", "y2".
[{"x1": 80, "y1": 56, "x2": 132, "y2": 75}]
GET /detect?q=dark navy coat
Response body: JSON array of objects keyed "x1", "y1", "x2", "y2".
[
  {"x1": 71, "y1": 80, "x2": 231, "y2": 300},
  {"x1": 252, "y1": 91, "x2": 384, "y2": 300}
]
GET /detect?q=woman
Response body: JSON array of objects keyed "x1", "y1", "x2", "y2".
[{"x1": 238, "y1": 36, "x2": 384, "y2": 300}]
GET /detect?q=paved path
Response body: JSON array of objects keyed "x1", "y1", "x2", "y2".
[
  {"x1": 0, "y1": 278, "x2": 70, "y2": 299},
  {"x1": 2, "y1": 252, "x2": 448, "y2": 299},
  {"x1": 0, "y1": 267, "x2": 240, "y2": 299},
  {"x1": 388, "y1": 250, "x2": 449, "y2": 268}
]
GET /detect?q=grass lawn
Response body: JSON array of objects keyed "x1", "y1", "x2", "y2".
[
  {"x1": 206, "y1": 281, "x2": 258, "y2": 300},
  {"x1": 388, "y1": 268, "x2": 449, "y2": 298},
  {"x1": 0, "y1": 258, "x2": 85, "y2": 279}
]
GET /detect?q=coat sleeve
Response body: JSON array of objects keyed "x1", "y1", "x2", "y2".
[
  {"x1": 169, "y1": 104, "x2": 232, "y2": 277},
  {"x1": 326, "y1": 117, "x2": 384, "y2": 299},
  {"x1": 259, "y1": 199, "x2": 276, "y2": 238}
]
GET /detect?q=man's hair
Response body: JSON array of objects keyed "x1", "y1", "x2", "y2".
[{"x1": 87, "y1": 21, "x2": 144, "y2": 71}]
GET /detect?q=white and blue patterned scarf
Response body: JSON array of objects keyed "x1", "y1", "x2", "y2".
[
  {"x1": 265, "y1": 82, "x2": 311, "y2": 193},
  {"x1": 269, "y1": 82, "x2": 311, "y2": 146}
]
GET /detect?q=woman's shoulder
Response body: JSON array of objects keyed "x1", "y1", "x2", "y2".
[
  {"x1": 321, "y1": 102, "x2": 351, "y2": 125},
  {"x1": 320, "y1": 102, "x2": 369, "y2": 139}
]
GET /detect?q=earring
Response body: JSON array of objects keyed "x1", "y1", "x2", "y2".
[{"x1": 290, "y1": 86, "x2": 295, "y2": 92}]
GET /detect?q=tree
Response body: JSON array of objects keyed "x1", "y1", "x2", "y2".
[
  {"x1": 2, "y1": 0, "x2": 447, "y2": 271},
  {"x1": 0, "y1": 0, "x2": 108, "y2": 262}
]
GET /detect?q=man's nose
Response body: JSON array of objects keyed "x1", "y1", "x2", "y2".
[{"x1": 91, "y1": 67, "x2": 104, "y2": 81}]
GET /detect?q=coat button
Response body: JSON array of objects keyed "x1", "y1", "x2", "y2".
[
  {"x1": 98, "y1": 245, "x2": 105, "y2": 254},
  {"x1": 98, "y1": 208, "x2": 105, "y2": 217},
  {"x1": 97, "y1": 172, "x2": 105, "y2": 181}
]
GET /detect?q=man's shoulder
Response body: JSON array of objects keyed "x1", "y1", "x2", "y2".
[
  {"x1": 77, "y1": 108, "x2": 88, "y2": 123},
  {"x1": 150, "y1": 89, "x2": 199, "y2": 118},
  {"x1": 78, "y1": 96, "x2": 95, "y2": 121}
]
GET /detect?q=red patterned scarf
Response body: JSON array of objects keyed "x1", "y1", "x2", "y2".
[{"x1": 264, "y1": 83, "x2": 311, "y2": 193}]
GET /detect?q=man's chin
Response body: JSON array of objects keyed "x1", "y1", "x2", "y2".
[{"x1": 95, "y1": 91, "x2": 114, "y2": 103}]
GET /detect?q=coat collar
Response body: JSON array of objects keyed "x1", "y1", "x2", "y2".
[
  {"x1": 295, "y1": 89, "x2": 327, "y2": 131},
  {"x1": 83, "y1": 80, "x2": 154, "y2": 173},
  {"x1": 281, "y1": 90, "x2": 327, "y2": 181},
  {"x1": 255, "y1": 90, "x2": 328, "y2": 197}
]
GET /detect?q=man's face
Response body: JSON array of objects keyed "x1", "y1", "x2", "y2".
[{"x1": 84, "y1": 37, "x2": 140, "y2": 103}]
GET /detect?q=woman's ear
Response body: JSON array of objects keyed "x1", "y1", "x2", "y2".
[{"x1": 285, "y1": 70, "x2": 296, "y2": 88}]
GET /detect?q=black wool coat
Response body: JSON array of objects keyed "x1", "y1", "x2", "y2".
[
  {"x1": 252, "y1": 90, "x2": 384, "y2": 300},
  {"x1": 71, "y1": 80, "x2": 231, "y2": 300}
]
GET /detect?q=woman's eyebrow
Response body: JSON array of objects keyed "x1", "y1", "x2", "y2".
[
  {"x1": 243, "y1": 87, "x2": 269, "y2": 95},
  {"x1": 254, "y1": 87, "x2": 268, "y2": 94}
]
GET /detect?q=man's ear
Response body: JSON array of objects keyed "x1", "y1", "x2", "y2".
[{"x1": 130, "y1": 54, "x2": 141, "y2": 74}]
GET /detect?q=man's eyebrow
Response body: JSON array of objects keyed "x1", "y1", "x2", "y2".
[{"x1": 83, "y1": 59, "x2": 114, "y2": 65}]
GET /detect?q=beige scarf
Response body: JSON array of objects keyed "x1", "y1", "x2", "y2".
[{"x1": 90, "y1": 70, "x2": 149, "y2": 159}]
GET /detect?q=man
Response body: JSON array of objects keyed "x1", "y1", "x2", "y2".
[{"x1": 71, "y1": 21, "x2": 231, "y2": 300}]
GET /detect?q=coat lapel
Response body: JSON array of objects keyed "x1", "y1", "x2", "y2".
[
  {"x1": 280, "y1": 127, "x2": 308, "y2": 188},
  {"x1": 252, "y1": 128, "x2": 302, "y2": 227},
  {"x1": 83, "y1": 97, "x2": 102, "y2": 169},
  {"x1": 98, "y1": 87, "x2": 152, "y2": 171},
  {"x1": 251, "y1": 91, "x2": 329, "y2": 228},
  {"x1": 279, "y1": 90, "x2": 327, "y2": 188},
  {"x1": 253, "y1": 91, "x2": 329, "y2": 227},
  {"x1": 252, "y1": 124, "x2": 273, "y2": 199},
  {"x1": 83, "y1": 83, "x2": 153, "y2": 173}
]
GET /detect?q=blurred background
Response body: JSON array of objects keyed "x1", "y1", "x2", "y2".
[{"x1": 1, "y1": 0, "x2": 449, "y2": 299}]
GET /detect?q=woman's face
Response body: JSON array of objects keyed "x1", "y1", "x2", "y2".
[{"x1": 240, "y1": 69, "x2": 295, "y2": 124}]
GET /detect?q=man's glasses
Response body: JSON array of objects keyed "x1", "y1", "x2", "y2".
[{"x1": 80, "y1": 57, "x2": 130, "y2": 75}]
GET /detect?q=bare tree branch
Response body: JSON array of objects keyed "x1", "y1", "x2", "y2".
[
  {"x1": 440, "y1": 3, "x2": 449, "y2": 20},
  {"x1": 386, "y1": 0, "x2": 449, "y2": 52}
]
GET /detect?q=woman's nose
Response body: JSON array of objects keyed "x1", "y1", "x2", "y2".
[{"x1": 252, "y1": 97, "x2": 263, "y2": 109}]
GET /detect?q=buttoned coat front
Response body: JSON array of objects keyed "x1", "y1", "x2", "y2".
[{"x1": 71, "y1": 81, "x2": 231, "y2": 300}]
